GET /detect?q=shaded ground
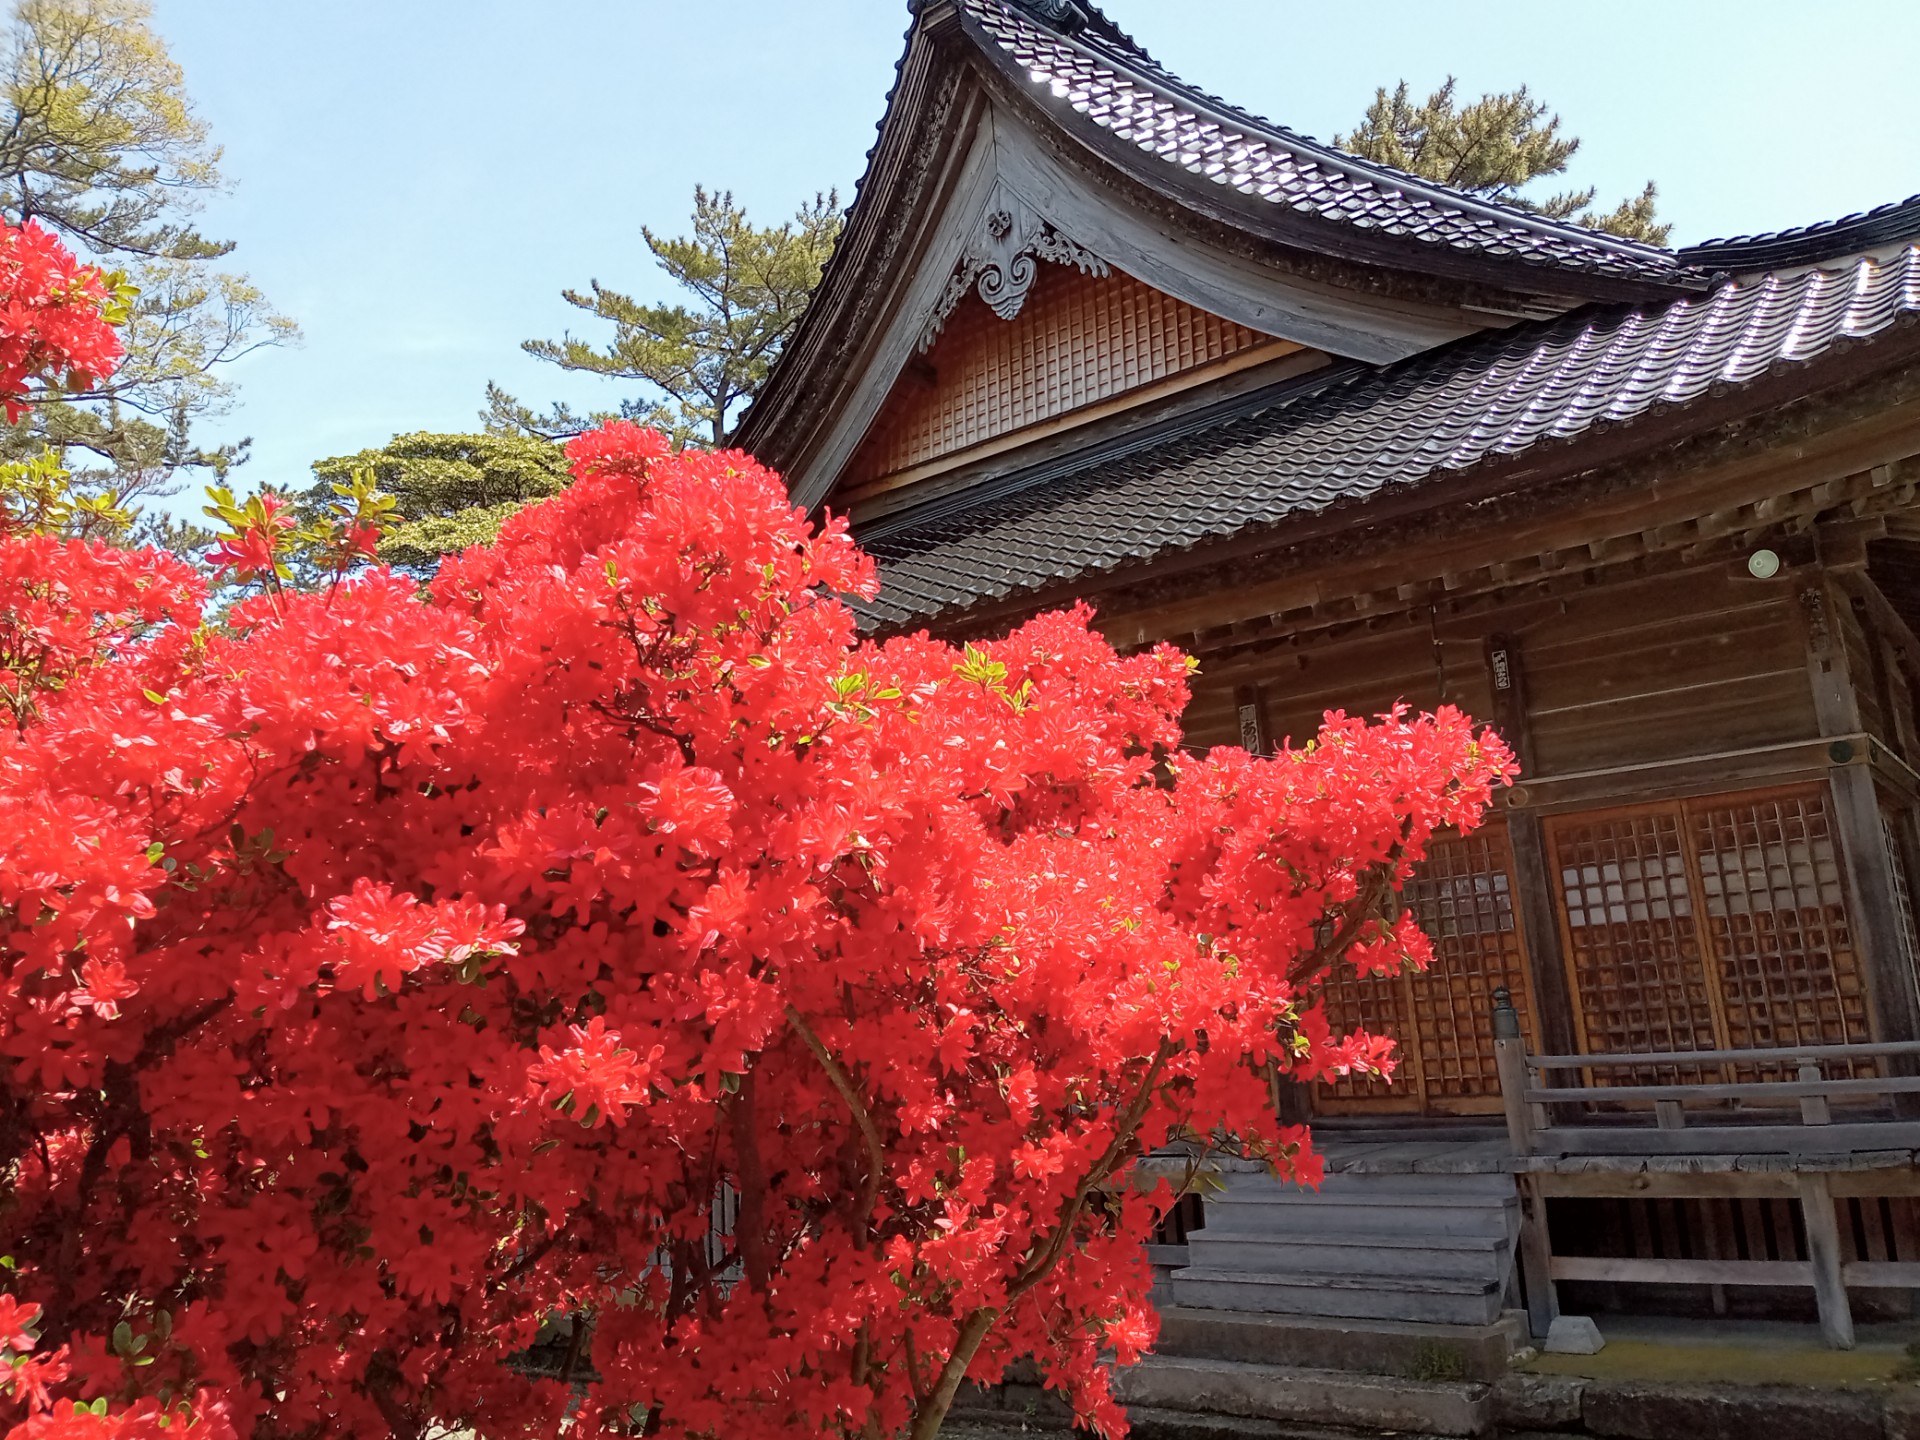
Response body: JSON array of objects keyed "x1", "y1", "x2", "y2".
[{"x1": 1522, "y1": 1314, "x2": 1920, "y2": 1388}]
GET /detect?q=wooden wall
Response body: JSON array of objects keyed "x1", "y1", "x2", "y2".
[
  {"x1": 1167, "y1": 557, "x2": 1911, "y2": 1118},
  {"x1": 1179, "y1": 565, "x2": 1815, "y2": 775},
  {"x1": 1522, "y1": 571, "x2": 1813, "y2": 773}
]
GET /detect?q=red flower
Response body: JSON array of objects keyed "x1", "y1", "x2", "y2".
[{"x1": 0, "y1": 1294, "x2": 42, "y2": 1351}]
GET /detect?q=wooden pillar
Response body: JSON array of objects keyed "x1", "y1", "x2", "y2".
[
  {"x1": 1797, "y1": 1172, "x2": 1856, "y2": 1350},
  {"x1": 1485, "y1": 635, "x2": 1580, "y2": 1058},
  {"x1": 1516, "y1": 1176, "x2": 1560, "y2": 1341},
  {"x1": 1803, "y1": 579, "x2": 1920, "y2": 1044}
]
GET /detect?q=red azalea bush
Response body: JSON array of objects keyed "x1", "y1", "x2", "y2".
[
  {"x1": 0, "y1": 221, "x2": 123, "y2": 425},
  {"x1": 0, "y1": 419, "x2": 1512, "y2": 1440}
]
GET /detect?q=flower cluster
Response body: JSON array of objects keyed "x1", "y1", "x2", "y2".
[
  {"x1": 0, "y1": 424, "x2": 1511, "y2": 1439},
  {"x1": 0, "y1": 222, "x2": 125, "y2": 424}
]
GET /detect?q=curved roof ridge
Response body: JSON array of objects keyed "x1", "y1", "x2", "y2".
[
  {"x1": 1680, "y1": 192, "x2": 1920, "y2": 272},
  {"x1": 969, "y1": 0, "x2": 1683, "y2": 278}
]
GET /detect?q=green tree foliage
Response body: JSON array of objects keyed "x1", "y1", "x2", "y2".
[
  {"x1": 307, "y1": 431, "x2": 572, "y2": 571},
  {"x1": 1337, "y1": 78, "x2": 1670, "y2": 245},
  {"x1": 501, "y1": 186, "x2": 841, "y2": 446},
  {"x1": 0, "y1": 0, "x2": 296, "y2": 527}
]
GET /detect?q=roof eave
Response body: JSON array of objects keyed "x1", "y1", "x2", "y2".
[
  {"x1": 734, "y1": 5, "x2": 973, "y2": 471},
  {"x1": 859, "y1": 317, "x2": 1920, "y2": 638},
  {"x1": 957, "y1": 3, "x2": 1704, "y2": 307}
]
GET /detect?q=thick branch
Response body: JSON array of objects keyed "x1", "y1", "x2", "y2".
[
  {"x1": 728, "y1": 1066, "x2": 772, "y2": 1292},
  {"x1": 907, "y1": 1307, "x2": 998, "y2": 1440},
  {"x1": 785, "y1": 1004, "x2": 885, "y2": 1243},
  {"x1": 909, "y1": 1041, "x2": 1176, "y2": 1440},
  {"x1": 1284, "y1": 853, "x2": 1405, "y2": 989}
]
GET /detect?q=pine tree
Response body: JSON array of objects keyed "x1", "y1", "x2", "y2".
[
  {"x1": 0, "y1": 0, "x2": 295, "y2": 531},
  {"x1": 1337, "y1": 78, "x2": 1670, "y2": 246},
  {"x1": 498, "y1": 187, "x2": 841, "y2": 447},
  {"x1": 306, "y1": 431, "x2": 572, "y2": 572}
]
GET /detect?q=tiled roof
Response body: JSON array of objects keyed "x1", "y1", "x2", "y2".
[
  {"x1": 962, "y1": 0, "x2": 1689, "y2": 288},
  {"x1": 1680, "y1": 193, "x2": 1920, "y2": 273},
  {"x1": 855, "y1": 247, "x2": 1920, "y2": 630}
]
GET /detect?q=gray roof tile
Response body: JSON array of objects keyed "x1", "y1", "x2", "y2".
[{"x1": 965, "y1": 0, "x2": 1685, "y2": 286}]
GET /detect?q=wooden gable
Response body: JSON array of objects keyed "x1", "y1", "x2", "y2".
[{"x1": 832, "y1": 263, "x2": 1300, "y2": 506}]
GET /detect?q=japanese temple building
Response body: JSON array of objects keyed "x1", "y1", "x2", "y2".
[{"x1": 737, "y1": 0, "x2": 1920, "y2": 1376}]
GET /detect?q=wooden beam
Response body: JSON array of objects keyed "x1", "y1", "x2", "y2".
[
  {"x1": 1531, "y1": 1121, "x2": 1920, "y2": 1154},
  {"x1": 1504, "y1": 735, "x2": 1853, "y2": 816},
  {"x1": 1549, "y1": 1256, "x2": 1814, "y2": 1286},
  {"x1": 1507, "y1": 811, "x2": 1579, "y2": 1059},
  {"x1": 1834, "y1": 569, "x2": 1920, "y2": 689},
  {"x1": 1075, "y1": 413, "x2": 1920, "y2": 645},
  {"x1": 1827, "y1": 761, "x2": 1920, "y2": 1042},
  {"x1": 1527, "y1": 1171, "x2": 1802, "y2": 1201},
  {"x1": 1841, "y1": 1260, "x2": 1920, "y2": 1285}
]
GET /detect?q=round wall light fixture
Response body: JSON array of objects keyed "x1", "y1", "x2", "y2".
[{"x1": 1747, "y1": 548, "x2": 1782, "y2": 580}]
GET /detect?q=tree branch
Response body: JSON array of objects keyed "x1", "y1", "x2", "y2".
[
  {"x1": 785, "y1": 1004, "x2": 885, "y2": 1243},
  {"x1": 908, "y1": 1040, "x2": 1177, "y2": 1440},
  {"x1": 728, "y1": 1066, "x2": 772, "y2": 1292}
]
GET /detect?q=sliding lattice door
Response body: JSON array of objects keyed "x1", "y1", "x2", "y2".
[
  {"x1": 1546, "y1": 786, "x2": 1871, "y2": 1072},
  {"x1": 1318, "y1": 824, "x2": 1539, "y2": 1115}
]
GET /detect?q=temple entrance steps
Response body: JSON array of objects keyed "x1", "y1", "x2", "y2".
[{"x1": 1164, "y1": 1165, "x2": 1522, "y2": 1327}]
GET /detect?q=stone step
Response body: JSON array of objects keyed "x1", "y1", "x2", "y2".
[
  {"x1": 1152, "y1": 1305, "x2": 1523, "y2": 1382},
  {"x1": 1185, "y1": 1230, "x2": 1510, "y2": 1281},
  {"x1": 1200, "y1": 1196, "x2": 1516, "y2": 1241},
  {"x1": 1112, "y1": 1354, "x2": 1491, "y2": 1437},
  {"x1": 1168, "y1": 1266, "x2": 1505, "y2": 1327},
  {"x1": 1216, "y1": 1172, "x2": 1517, "y2": 1202}
]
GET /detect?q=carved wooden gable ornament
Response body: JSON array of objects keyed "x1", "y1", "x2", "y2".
[{"x1": 917, "y1": 180, "x2": 1108, "y2": 350}]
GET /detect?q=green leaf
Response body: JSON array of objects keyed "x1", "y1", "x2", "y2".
[{"x1": 145, "y1": 842, "x2": 165, "y2": 864}]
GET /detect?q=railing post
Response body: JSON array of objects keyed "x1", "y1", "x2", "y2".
[
  {"x1": 1493, "y1": 987, "x2": 1535, "y2": 1154},
  {"x1": 1799, "y1": 1059, "x2": 1833, "y2": 1125}
]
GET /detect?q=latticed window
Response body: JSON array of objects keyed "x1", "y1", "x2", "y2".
[
  {"x1": 1318, "y1": 824, "x2": 1537, "y2": 1115},
  {"x1": 1546, "y1": 786, "x2": 1871, "y2": 1075}
]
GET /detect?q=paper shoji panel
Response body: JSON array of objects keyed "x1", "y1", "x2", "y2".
[
  {"x1": 1548, "y1": 785, "x2": 1871, "y2": 1083},
  {"x1": 845, "y1": 266, "x2": 1269, "y2": 488},
  {"x1": 1318, "y1": 825, "x2": 1536, "y2": 1115}
]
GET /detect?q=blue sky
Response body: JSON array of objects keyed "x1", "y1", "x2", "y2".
[{"x1": 147, "y1": 0, "x2": 1920, "y2": 495}]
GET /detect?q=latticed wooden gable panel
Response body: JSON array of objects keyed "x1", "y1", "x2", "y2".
[
  {"x1": 1318, "y1": 824, "x2": 1538, "y2": 1115},
  {"x1": 840, "y1": 266, "x2": 1282, "y2": 497}
]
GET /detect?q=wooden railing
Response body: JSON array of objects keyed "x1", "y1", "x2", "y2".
[
  {"x1": 1489, "y1": 988, "x2": 1920, "y2": 1349},
  {"x1": 1492, "y1": 990, "x2": 1920, "y2": 1157}
]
